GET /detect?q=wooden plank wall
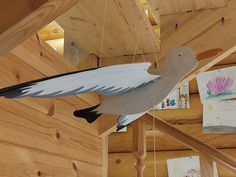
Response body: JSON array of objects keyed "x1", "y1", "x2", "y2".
[{"x1": 0, "y1": 36, "x2": 103, "y2": 177}]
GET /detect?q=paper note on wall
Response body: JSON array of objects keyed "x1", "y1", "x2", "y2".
[
  {"x1": 197, "y1": 66, "x2": 236, "y2": 103},
  {"x1": 203, "y1": 100, "x2": 236, "y2": 133},
  {"x1": 167, "y1": 156, "x2": 218, "y2": 177},
  {"x1": 153, "y1": 83, "x2": 190, "y2": 110}
]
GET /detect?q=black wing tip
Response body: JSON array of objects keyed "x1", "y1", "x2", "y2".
[
  {"x1": 73, "y1": 104, "x2": 102, "y2": 123},
  {"x1": 0, "y1": 85, "x2": 29, "y2": 98},
  {"x1": 116, "y1": 125, "x2": 126, "y2": 132}
]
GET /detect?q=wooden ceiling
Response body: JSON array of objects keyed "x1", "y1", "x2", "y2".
[
  {"x1": 147, "y1": 0, "x2": 227, "y2": 15},
  {"x1": 56, "y1": 0, "x2": 160, "y2": 57}
]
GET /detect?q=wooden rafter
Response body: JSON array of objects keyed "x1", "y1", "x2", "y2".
[
  {"x1": 142, "y1": 114, "x2": 236, "y2": 172},
  {"x1": 56, "y1": 0, "x2": 160, "y2": 59},
  {"x1": 0, "y1": 0, "x2": 79, "y2": 54}
]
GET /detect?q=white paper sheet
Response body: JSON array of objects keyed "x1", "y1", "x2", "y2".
[
  {"x1": 203, "y1": 100, "x2": 236, "y2": 133},
  {"x1": 167, "y1": 156, "x2": 218, "y2": 177}
]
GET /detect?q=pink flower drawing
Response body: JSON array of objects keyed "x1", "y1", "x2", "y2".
[{"x1": 207, "y1": 76, "x2": 233, "y2": 95}]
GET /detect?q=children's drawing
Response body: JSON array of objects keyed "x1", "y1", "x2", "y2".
[
  {"x1": 153, "y1": 83, "x2": 190, "y2": 110},
  {"x1": 167, "y1": 156, "x2": 218, "y2": 177},
  {"x1": 203, "y1": 100, "x2": 236, "y2": 133},
  {"x1": 197, "y1": 66, "x2": 236, "y2": 103}
]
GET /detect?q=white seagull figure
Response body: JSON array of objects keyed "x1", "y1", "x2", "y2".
[{"x1": 0, "y1": 47, "x2": 199, "y2": 130}]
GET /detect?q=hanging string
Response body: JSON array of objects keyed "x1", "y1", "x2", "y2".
[
  {"x1": 152, "y1": 112, "x2": 157, "y2": 177},
  {"x1": 132, "y1": 8, "x2": 146, "y2": 63},
  {"x1": 151, "y1": 37, "x2": 160, "y2": 69},
  {"x1": 99, "y1": 0, "x2": 109, "y2": 67}
]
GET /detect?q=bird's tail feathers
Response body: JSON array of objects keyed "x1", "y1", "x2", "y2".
[{"x1": 73, "y1": 104, "x2": 102, "y2": 123}]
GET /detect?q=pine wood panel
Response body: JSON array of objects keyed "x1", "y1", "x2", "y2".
[
  {"x1": 150, "y1": 0, "x2": 227, "y2": 15},
  {"x1": 56, "y1": 0, "x2": 160, "y2": 57},
  {"x1": 38, "y1": 21, "x2": 64, "y2": 40},
  {"x1": 109, "y1": 149, "x2": 236, "y2": 177},
  {"x1": 0, "y1": 43, "x2": 99, "y2": 136},
  {"x1": 0, "y1": 98, "x2": 102, "y2": 165},
  {"x1": 11, "y1": 35, "x2": 100, "y2": 106},
  {"x1": 0, "y1": 35, "x2": 104, "y2": 177},
  {"x1": 0, "y1": 0, "x2": 79, "y2": 54},
  {"x1": 0, "y1": 142, "x2": 101, "y2": 177}
]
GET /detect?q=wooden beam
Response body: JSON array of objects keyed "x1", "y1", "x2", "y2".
[
  {"x1": 0, "y1": 0, "x2": 79, "y2": 54},
  {"x1": 200, "y1": 153, "x2": 214, "y2": 177},
  {"x1": 150, "y1": 0, "x2": 226, "y2": 15},
  {"x1": 108, "y1": 122, "x2": 236, "y2": 153},
  {"x1": 132, "y1": 119, "x2": 146, "y2": 177},
  {"x1": 109, "y1": 149, "x2": 236, "y2": 177},
  {"x1": 56, "y1": 0, "x2": 160, "y2": 57},
  {"x1": 142, "y1": 114, "x2": 236, "y2": 172}
]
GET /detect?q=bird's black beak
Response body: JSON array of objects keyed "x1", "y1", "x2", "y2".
[{"x1": 196, "y1": 48, "x2": 223, "y2": 61}]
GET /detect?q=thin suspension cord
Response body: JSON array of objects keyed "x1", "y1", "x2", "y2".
[
  {"x1": 151, "y1": 37, "x2": 160, "y2": 69},
  {"x1": 99, "y1": 0, "x2": 109, "y2": 67},
  {"x1": 132, "y1": 9, "x2": 146, "y2": 63}
]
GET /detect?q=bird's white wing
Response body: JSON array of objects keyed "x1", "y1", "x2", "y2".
[
  {"x1": 117, "y1": 111, "x2": 147, "y2": 131},
  {"x1": 0, "y1": 62, "x2": 160, "y2": 98}
]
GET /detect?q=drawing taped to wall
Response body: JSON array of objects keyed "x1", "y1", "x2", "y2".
[
  {"x1": 153, "y1": 83, "x2": 190, "y2": 110},
  {"x1": 197, "y1": 66, "x2": 236, "y2": 103},
  {"x1": 167, "y1": 156, "x2": 218, "y2": 177},
  {"x1": 203, "y1": 100, "x2": 236, "y2": 133}
]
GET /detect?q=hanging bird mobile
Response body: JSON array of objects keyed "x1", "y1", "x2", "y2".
[{"x1": 0, "y1": 47, "x2": 199, "y2": 130}]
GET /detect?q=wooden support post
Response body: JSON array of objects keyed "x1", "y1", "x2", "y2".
[
  {"x1": 102, "y1": 136, "x2": 109, "y2": 177},
  {"x1": 200, "y1": 153, "x2": 214, "y2": 177},
  {"x1": 133, "y1": 119, "x2": 146, "y2": 177}
]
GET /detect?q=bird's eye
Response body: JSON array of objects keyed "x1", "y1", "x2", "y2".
[{"x1": 178, "y1": 54, "x2": 181, "y2": 57}]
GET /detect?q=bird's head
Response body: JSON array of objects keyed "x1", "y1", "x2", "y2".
[{"x1": 166, "y1": 47, "x2": 198, "y2": 77}]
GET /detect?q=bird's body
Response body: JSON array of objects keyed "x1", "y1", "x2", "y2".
[
  {"x1": 98, "y1": 47, "x2": 198, "y2": 115},
  {"x1": 0, "y1": 47, "x2": 198, "y2": 130}
]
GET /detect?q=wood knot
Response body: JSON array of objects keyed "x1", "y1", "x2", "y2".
[
  {"x1": 15, "y1": 72, "x2": 20, "y2": 81},
  {"x1": 175, "y1": 23, "x2": 178, "y2": 30},
  {"x1": 115, "y1": 159, "x2": 121, "y2": 164},
  {"x1": 221, "y1": 17, "x2": 225, "y2": 25},
  {"x1": 37, "y1": 171, "x2": 41, "y2": 176},
  {"x1": 56, "y1": 132, "x2": 61, "y2": 139},
  {"x1": 47, "y1": 104, "x2": 55, "y2": 116},
  {"x1": 154, "y1": 62, "x2": 158, "y2": 69},
  {"x1": 72, "y1": 162, "x2": 78, "y2": 170}
]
